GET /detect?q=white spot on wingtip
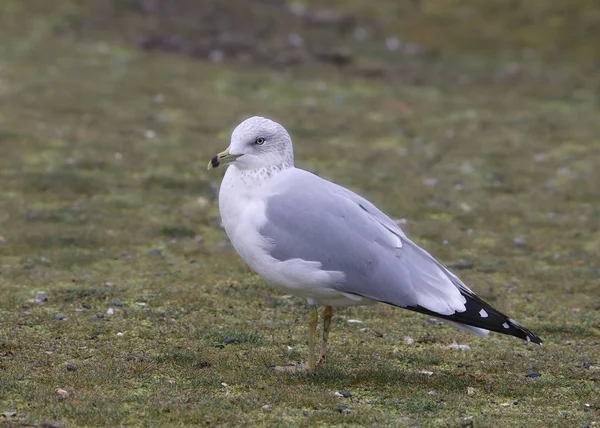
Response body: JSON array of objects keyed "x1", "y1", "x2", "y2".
[
  {"x1": 479, "y1": 309, "x2": 488, "y2": 318},
  {"x1": 502, "y1": 322, "x2": 510, "y2": 329}
]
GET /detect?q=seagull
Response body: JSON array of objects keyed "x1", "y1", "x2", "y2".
[{"x1": 207, "y1": 116, "x2": 542, "y2": 370}]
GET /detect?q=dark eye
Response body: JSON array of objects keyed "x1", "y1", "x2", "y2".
[{"x1": 254, "y1": 137, "x2": 265, "y2": 145}]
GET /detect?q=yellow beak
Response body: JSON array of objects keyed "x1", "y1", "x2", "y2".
[{"x1": 207, "y1": 148, "x2": 242, "y2": 170}]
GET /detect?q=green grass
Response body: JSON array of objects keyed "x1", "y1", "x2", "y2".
[{"x1": 1, "y1": 0, "x2": 599, "y2": 426}]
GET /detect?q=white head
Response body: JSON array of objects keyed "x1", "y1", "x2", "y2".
[{"x1": 208, "y1": 117, "x2": 294, "y2": 171}]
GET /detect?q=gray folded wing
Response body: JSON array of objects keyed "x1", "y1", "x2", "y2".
[{"x1": 260, "y1": 170, "x2": 468, "y2": 315}]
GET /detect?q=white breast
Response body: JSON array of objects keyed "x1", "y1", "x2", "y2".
[{"x1": 218, "y1": 165, "x2": 371, "y2": 307}]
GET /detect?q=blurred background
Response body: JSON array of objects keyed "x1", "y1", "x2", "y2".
[{"x1": 0, "y1": 1, "x2": 599, "y2": 426}]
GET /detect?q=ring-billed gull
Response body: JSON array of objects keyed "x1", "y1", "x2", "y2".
[{"x1": 208, "y1": 116, "x2": 542, "y2": 370}]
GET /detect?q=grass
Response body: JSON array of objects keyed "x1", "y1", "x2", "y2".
[{"x1": 0, "y1": 0, "x2": 599, "y2": 426}]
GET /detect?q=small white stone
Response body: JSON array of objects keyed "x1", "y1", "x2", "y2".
[
  {"x1": 460, "y1": 202, "x2": 473, "y2": 212},
  {"x1": 287, "y1": 33, "x2": 304, "y2": 47},
  {"x1": 262, "y1": 404, "x2": 271, "y2": 410},
  {"x1": 144, "y1": 130, "x2": 156, "y2": 139},
  {"x1": 221, "y1": 382, "x2": 228, "y2": 387},
  {"x1": 347, "y1": 319, "x2": 364, "y2": 324},
  {"x1": 449, "y1": 341, "x2": 470, "y2": 350},
  {"x1": 209, "y1": 49, "x2": 224, "y2": 62},
  {"x1": 418, "y1": 370, "x2": 434, "y2": 376},
  {"x1": 460, "y1": 162, "x2": 474, "y2": 174},
  {"x1": 106, "y1": 307, "x2": 114, "y2": 315},
  {"x1": 386, "y1": 37, "x2": 400, "y2": 51},
  {"x1": 136, "y1": 302, "x2": 147, "y2": 307},
  {"x1": 404, "y1": 336, "x2": 414, "y2": 345},
  {"x1": 116, "y1": 332, "x2": 123, "y2": 336},
  {"x1": 334, "y1": 392, "x2": 344, "y2": 397},
  {"x1": 422, "y1": 177, "x2": 438, "y2": 187}
]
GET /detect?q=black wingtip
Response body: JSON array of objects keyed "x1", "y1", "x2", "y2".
[{"x1": 405, "y1": 293, "x2": 542, "y2": 345}]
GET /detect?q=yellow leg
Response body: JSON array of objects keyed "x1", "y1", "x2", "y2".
[
  {"x1": 307, "y1": 304, "x2": 319, "y2": 370},
  {"x1": 317, "y1": 306, "x2": 333, "y2": 367}
]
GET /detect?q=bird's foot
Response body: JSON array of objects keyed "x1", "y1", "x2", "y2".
[{"x1": 316, "y1": 355, "x2": 326, "y2": 368}]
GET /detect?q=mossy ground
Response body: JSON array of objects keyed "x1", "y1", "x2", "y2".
[{"x1": 0, "y1": 1, "x2": 599, "y2": 426}]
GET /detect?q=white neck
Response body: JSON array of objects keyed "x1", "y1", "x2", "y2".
[{"x1": 218, "y1": 163, "x2": 291, "y2": 232}]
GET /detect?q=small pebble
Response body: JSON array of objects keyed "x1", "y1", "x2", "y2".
[
  {"x1": 513, "y1": 236, "x2": 527, "y2": 247},
  {"x1": 338, "y1": 389, "x2": 352, "y2": 398},
  {"x1": 82, "y1": 303, "x2": 91, "y2": 309},
  {"x1": 55, "y1": 313, "x2": 65, "y2": 320},
  {"x1": 116, "y1": 332, "x2": 124, "y2": 336},
  {"x1": 422, "y1": 177, "x2": 438, "y2": 187},
  {"x1": 111, "y1": 300, "x2": 124, "y2": 307},
  {"x1": 106, "y1": 307, "x2": 114, "y2": 315},
  {"x1": 34, "y1": 291, "x2": 48, "y2": 303},
  {"x1": 385, "y1": 37, "x2": 400, "y2": 51},
  {"x1": 428, "y1": 390, "x2": 437, "y2": 396},
  {"x1": 525, "y1": 370, "x2": 542, "y2": 378},
  {"x1": 209, "y1": 49, "x2": 224, "y2": 62},
  {"x1": 2, "y1": 412, "x2": 16, "y2": 417},
  {"x1": 334, "y1": 406, "x2": 350, "y2": 414},
  {"x1": 262, "y1": 404, "x2": 271, "y2": 410},
  {"x1": 449, "y1": 341, "x2": 471, "y2": 350},
  {"x1": 56, "y1": 388, "x2": 68, "y2": 400},
  {"x1": 583, "y1": 361, "x2": 592, "y2": 369},
  {"x1": 223, "y1": 337, "x2": 238, "y2": 345},
  {"x1": 65, "y1": 363, "x2": 76, "y2": 372},
  {"x1": 136, "y1": 302, "x2": 147, "y2": 307}
]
